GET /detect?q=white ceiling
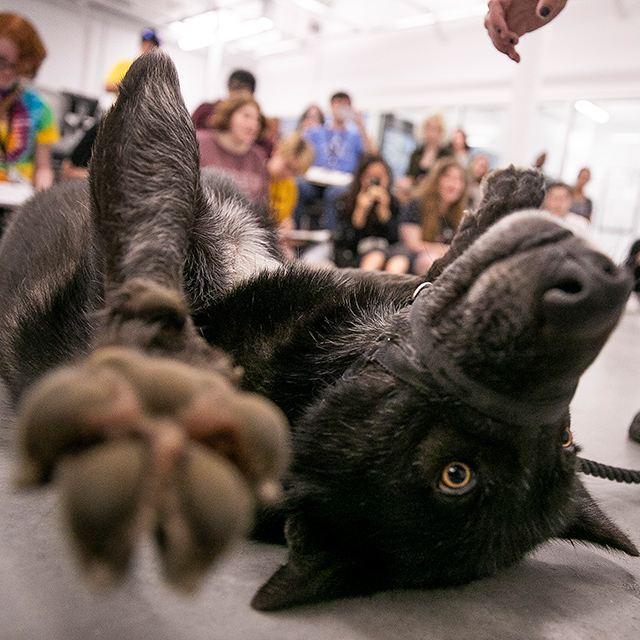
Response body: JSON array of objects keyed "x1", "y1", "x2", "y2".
[{"x1": 54, "y1": 0, "x2": 490, "y2": 54}]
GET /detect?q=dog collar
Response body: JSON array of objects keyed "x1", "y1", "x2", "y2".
[{"x1": 366, "y1": 283, "x2": 572, "y2": 428}]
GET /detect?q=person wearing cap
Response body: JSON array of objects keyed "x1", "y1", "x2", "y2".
[{"x1": 105, "y1": 28, "x2": 160, "y2": 94}]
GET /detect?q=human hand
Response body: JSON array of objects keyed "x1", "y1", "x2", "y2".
[
  {"x1": 369, "y1": 185, "x2": 389, "y2": 206},
  {"x1": 485, "y1": 0, "x2": 568, "y2": 63},
  {"x1": 356, "y1": 188, "x2": 375, "y2": 210},
  {"x1": 353, "y1": 110, "x2": 366, "y2": 129},
  {"x1": 33, "y1": 166, "x2": 55, "y2": 191}
]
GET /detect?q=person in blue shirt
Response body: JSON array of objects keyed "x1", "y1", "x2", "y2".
[{"x1": 294, "y1": 91, "x2": 374, "y2": 232}]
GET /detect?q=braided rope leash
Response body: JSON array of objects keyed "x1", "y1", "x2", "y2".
[{"x1": 578, "y1": 457, "x2": 640, "y2": 484}]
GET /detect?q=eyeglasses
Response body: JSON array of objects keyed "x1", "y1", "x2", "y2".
[{"x1": 0, "y1": 56, "x2": 16, "y2": 72}]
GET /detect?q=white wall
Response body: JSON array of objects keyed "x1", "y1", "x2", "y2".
[
  {"x1": 0, "y1": 0, "x2": 211, "y2": 112},
  {"x1": 7, "y1": 0, "x2": 640, "y2": 125},
  {"x1": 255, "y1": 1, "x2": 640, "y2": 115}
]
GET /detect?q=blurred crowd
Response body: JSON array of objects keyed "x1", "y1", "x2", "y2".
[{"x1": 0, "y1": 11, "x2": 635, "y2": 281}]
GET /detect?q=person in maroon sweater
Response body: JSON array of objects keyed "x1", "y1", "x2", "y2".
[{"x1": 196, "y1": 94, "x2": 269, "y2": 205}]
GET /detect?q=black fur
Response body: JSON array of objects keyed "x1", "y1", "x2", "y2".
[{"x1": 0, "y1": 50, "x2": 637, "y2": 610}]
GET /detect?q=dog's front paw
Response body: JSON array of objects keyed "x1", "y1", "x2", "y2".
[
  {"x1": 99, "y1": 278, "x2": 235, "y2": 377},
  {"x1": 15, "y1": 346, "x2": 290, "y2": 591}
]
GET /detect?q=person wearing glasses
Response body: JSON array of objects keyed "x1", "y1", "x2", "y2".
[
  {"x1": 0, "y1": 13, "x2": 58, "y2": 190},
  {"x1": 0, "y1": 12, "x2": 58, "y2": 233}
]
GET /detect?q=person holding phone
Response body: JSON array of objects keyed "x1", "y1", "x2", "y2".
[
  {"x1": 333, "y1": 154, "x2": 401, "y2": 270},
  {"x1": 294, "y1": 91, "x2": 375, "y2": 232}
]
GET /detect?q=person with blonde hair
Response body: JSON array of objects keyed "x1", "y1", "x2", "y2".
[
  {"x1": 406, "y1": 113, "x2": 453, "y2": 184},
  {"x1": 268, "y1": 131, "x2": 314, "y2": 225},
  {"x1": 569, "y1": 167, "x2": 593, "y2": 221},
  {"x1": 0, "y1": 12, "x2": 58, "y2": 202},
  {"x1": 387, "y1": 157, "x2": 468, "y2": 275},
  {"x1": 267, "y1": 131, "x2": 315, "y2": 259},
  {"x1": 197, "y1": 93, "x2": 269, "y2": 204}
]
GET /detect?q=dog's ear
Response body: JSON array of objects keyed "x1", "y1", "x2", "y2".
[
  {"x1": 252, "y1": 514, "x2": 361, "y2": 610},
  {"x1": 89, "y1": 49, "x2": 206, "y2": 293},
  {"x1": 251, "y1": 559, "x2": 352, "y2": 611},
  {"x1": 558, "y1": 479, "x2": 638, "y2": 556}
]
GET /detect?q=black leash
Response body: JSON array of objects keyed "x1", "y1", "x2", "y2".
[{"x1": 578, "y1": 457, "x2": 640, "y2": 484}]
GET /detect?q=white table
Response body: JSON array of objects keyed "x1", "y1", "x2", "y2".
[{"x1": 0, "y1": 181, "x2": 34, "y2": 209}]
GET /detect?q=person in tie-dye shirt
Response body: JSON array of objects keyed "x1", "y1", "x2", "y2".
[{"x1": 0, "y1": 13, "x2": 58, "y2": 191}]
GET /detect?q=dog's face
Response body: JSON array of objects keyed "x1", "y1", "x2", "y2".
[
  {"x1": 253, "y1": 211, "x2": 637, "y2": 610},
  {"x1": 415, "y1": 211, "x2": 630, "y2": 405}
]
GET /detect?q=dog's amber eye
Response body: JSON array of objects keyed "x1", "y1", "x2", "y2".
[
  {"x1": 439, "y1": 462, "x2": 475, "y2": 494},
  {"x1": 562, "y1": 428, "x2": 573, "y2": 448}
]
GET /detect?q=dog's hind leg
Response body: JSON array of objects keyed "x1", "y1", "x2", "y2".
[{"x1": 14, "y1": 50, "x2": 289, "y2": 591}]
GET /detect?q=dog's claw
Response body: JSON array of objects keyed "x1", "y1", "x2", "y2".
[{"x1": 15, "y1": 347, "x2": 290, "y2": 589}]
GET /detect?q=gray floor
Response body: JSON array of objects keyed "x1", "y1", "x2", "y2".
[{"x1": 1, "y1": 299, "x2": 639, "y2": 640}]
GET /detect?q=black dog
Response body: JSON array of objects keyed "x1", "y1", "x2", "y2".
[{"x1": 0, "y1": 51, "x2": 637, "y2": 610}]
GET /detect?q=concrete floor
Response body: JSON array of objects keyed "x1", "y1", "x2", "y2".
[{"x1": 1, "y1": 298, "x2": 639, "y2": 640}]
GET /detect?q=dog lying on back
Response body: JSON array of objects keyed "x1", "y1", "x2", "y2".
[{"x1": 0, "y1": 51, "x2": 637, "y2": 610}]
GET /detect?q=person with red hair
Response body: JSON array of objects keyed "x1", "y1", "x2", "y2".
[{"x1": 0, "y1": 13, "x2": 58, "y2": 200}]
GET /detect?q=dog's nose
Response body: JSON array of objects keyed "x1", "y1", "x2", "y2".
[{"x1": 541, "y1": 251, "x2": 632, "y2": 335}]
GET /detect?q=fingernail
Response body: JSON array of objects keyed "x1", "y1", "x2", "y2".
[{"x1": 540, "y1": 6, "x2": 550, "y2": 17}]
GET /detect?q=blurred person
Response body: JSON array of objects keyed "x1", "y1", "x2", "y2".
[
  {"x1": 406, "y1": 113, "x2": 453, "y2": 185},
  {"x1": 451, "y1": 127, "x2": 472, "y2": 169},
  {"x1": 297, "y1": 104, "x2": 325, "y2": 132},
  {"x1": 333, "y1": 154, "x2": 401, "y2": 270},
  {"x1": 259, "y1": 116, "x2": 280, "y2": 158},
  {"x1": 60, "y1": 114, "x2": 103, "y2": 180},
  {"x1": 192, "y1": 68, "x2": 256, "y2": 130},
  {"x1": 197, "y1": 93, "x2": 269, "y2": 205},
  {"x1": 570, "y1": 166, "x2": 593, "y2": 221},
  {"x1": 105, "y1": 28, "x2": 160, "y2": 94},
  {"x1": 467, "y1": 154, "x2": 490, "y2": 211},
  {"x1": 485, "y1": 0, "x2": 568, "y2": 62},
  {"x1": 388, "y1": 158, "x2": 468, "y2": 275},
  {"x1": 393, "y1": 175, "x2": 414, "y2": 207},
  {"x1": 625, "y1": 239, "x2": 640, "y2": 299},
  {"x1": 267, "y1": 131, "x2": 314, "y2": 250},
  {"x1": 0, "y1": 13, "x2": 58, "y2": 199},
  {"x1": 304, "y1": 91, "x2": 374, "y2": 173},
  {"x1": 625, "y1": 239, "x2": 640, "y2": 443},
  {"x1": 542, "y1": 181, "x2": 590, "y2": 238},
  {"x1": 294, "y1": 91, "x2": 374, "y2": 232},
  {"x1": 227, "y1": 69, "x2": 256, "y2": 94}
]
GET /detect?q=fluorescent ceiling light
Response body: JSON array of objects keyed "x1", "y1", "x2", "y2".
[
  {"x1": 172, "y1": 10, "x2": 273, "y2": 51},
  {"x1": 254, "y1": 39, "x2": 301, "y2": 56},
  {"x1": 392, "y1": 3, "x2": 487, "y2": 31},
  {"x1": 233, "y1": 29, "x2": 284, "y2": 51},
  {"x1": 574, "y1": 100, "x2": 610, "y2": 124},
  {"x1": 288, "y1": 0, "x2": 331, "y2": 16}
]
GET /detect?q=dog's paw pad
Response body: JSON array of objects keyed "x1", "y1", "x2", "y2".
[{"x1": 15, "y1": 347, "x2": 290, "y2": 589}]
